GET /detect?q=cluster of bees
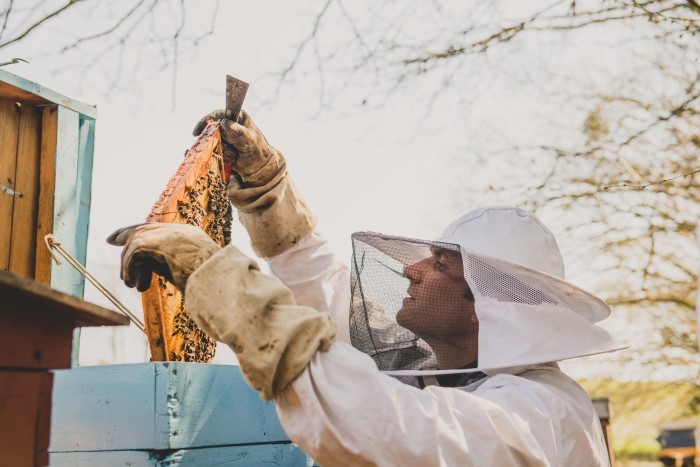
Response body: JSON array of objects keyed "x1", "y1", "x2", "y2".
[
  {"x1": 162, "y1": 157, "x2": 232, "y2": 363},
  {"x1": 169, "y1": 296, "x2": 217, "y2": 363}
]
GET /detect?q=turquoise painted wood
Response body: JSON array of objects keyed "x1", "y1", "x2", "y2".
[
  {"x1": 74, "y1": 116, "x2": 95, "y2": 271},
  {"x1": 51, "y1": 363, "x2": 159, "y2": 450},
  {"x1": 50, "y1": 106, "x2": 96, "y2": 366},
  {"x1": 59, "y1": 113, "x2": 96, "y2": 365},
  {"x1": 50, "y1": 106, "x2": 85, "y2": 298},
  {"x1": 50, "y1": 443, "x2": 314, "y2": 466},
  {"x1": 50, "y1": 363, "x2": 293, "y2": 453},
  {"x1": 0, "y1": 69, "x2": 97, "y2": 118}
]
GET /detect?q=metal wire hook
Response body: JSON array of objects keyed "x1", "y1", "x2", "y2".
[
  {"x1": 43, "y1": 234, "x2": 146, "y2": 334},
  {"x1": 0, "y1": 58, "x2": 28, "y2": 67}
]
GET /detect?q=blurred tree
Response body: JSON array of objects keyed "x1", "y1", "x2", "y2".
[
  {"x1": 0, "y1": 0, "x2": 221, "y2": 100},
  {"x1": 1, "y1": 0, "x2": 697, "y2": 373},
  {"x1": 278, "y1": 0, "x2": 700, "y2": 373}
]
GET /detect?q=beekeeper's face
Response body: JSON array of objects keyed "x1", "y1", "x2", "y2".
[{"x1": 397, "y1": 247, "x2": 477, "y2": 342}]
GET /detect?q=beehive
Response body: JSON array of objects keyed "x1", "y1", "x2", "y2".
[
  {"x1": 49, "y1": 362, "x2": 312, "y2": 465},
  {"x1": 0, "y1": 68, "x2": 96, "y2": 298},
  {"x1": 0, "y1": 70, "x2": 131, "y2": 466}
]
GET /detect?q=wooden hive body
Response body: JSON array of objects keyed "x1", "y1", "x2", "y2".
[
  {"x1": 0, "y1": 69, "x2": 96, "y2": 298},
  {"x1": 0, "y1": 71, "x2": 131, "y2": 465},
  {"x1": 1, "y1": 272, "x2": 128, "y2": 466},
  {"x1": 141, "y1": 122, "x2": 232, "y2": 362}
]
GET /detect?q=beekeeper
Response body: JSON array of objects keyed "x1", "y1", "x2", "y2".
[{"x1": 108, "y1": 111, "x2": 626, "y2": 466}]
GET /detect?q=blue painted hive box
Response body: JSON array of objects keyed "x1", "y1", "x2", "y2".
[{"x1": 50, "y1": 362, "x2": 312, "y2": 466}]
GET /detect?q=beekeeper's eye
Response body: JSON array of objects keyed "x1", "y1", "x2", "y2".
[
  {"x1": 431, "y1": 247, "x2": 457, "y2": 272},
  {"x1": 432, "y1": 257, "x2": 447, "y2": 272}
]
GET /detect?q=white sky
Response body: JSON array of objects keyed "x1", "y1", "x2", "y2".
[
  {"x1": 8, "y1": 1, "x2": 475, "y2": 365},
  {"x1": 3, "y1": 1, "x2": 696, "y2": 379}
]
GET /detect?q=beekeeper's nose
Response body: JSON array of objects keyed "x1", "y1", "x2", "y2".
[{"x1": 404, "y1": 259, "x2": 426, "y2": 284}]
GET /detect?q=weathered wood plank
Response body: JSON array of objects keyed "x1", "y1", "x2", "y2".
[
  {"x1": 0, "y1": 69, "x2": 97, "y2": 119},
  {"x1": 50, "y1": 106, "x2": 82, "y2": 297},
  {"x1": 0, "y1": 268, "x2": 126, "y2": 370},
  {"x1": 49, "y1": 443, "x2": 312, "y2": 466},
  {"x1": 0, "y1": 302, "x2": 73, "y2": 369},
  {"x1": 50, "y1": 364, "x2": 158, "y2": 451},
  {"x1": 50, "y1": 363, "x2": 289, "y2": 452},
  {"x1": 0, "y1": 269, "x2": 129, "y2": 328},
  {"x1": 74, "y1": 116, "x2": 95, "y2": 268},
  {"x1": 69, "y1": 115, "x2": 97, "y2": 363},
  {"x1": 50, "y1": 450, "x2": 149, "y2": 466},
  {"x1": 0, "y1": 101, "x2": 19, "y2": 270},
  {"x1": 164, "y1": 363, "x2": 288, "y2": 449},
  {"x1": 35, "y1": 370, "x2": 54, "y2": 467},
  {"x1": 34, "y1": 106, "x2": 58, "y2": 286},
  {"x1": 8, "y1": 104, "x2": 41, "y2": 279},
  {"x1": 0, "y1": 370, "x2": 53, "y2": 467}
]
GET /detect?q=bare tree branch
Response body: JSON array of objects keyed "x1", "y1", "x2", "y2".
[
  {"x1": 264, "y1": 0, "x2": 334, "y2": 105},
  {"x1": 171, "y1": 0, "x2": 186, "y2": 110},
  {"x1": 0, "y1": 0, "x2": 14, "y2": 40},
  {"x1": 60, "y1": 0, "x2": 148, "y2": 53},
  {"x1": 604, "y1": 169, "x2": 700, "y2": 190},
  {"x1": 0, "y1": 0, "x2": 81, "y2": 49}
]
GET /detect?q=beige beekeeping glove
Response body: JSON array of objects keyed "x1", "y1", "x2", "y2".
[
  {"x1": 107, "y1": 223, "x2": 220, "y2": 292},
  {"x1": 185, "y1": 244, "x2": 336, "y2": 400},
  {"x1": 193, "y1": 110, "x2": 316, "y2": 258},
  {"x1": 108, "y1": 223, "x2": 336, "y2": 400}
]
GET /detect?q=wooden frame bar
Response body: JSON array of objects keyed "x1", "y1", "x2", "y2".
[{"x1": 140, "y1": 122, "x2": 230, "y2": 362}]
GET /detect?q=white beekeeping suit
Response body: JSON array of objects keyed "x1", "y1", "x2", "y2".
[
  {"x1": 113, "y1": 113, "x2": 627, "y2": 466},
  {"x1": 260, "y1": 206, "x2": 625, "y2": 466}
]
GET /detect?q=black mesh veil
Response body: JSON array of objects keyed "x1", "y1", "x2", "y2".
[
  {"x1": 350, "y1": 232, "x2": 468, "y2": 387},
  {"x1": 349, "y1": 231, "x2": 621, "y2": 388}
]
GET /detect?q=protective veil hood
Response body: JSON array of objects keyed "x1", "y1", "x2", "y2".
[{"x1": 349, "y1": 206, "x2": 626, "y2": 381}]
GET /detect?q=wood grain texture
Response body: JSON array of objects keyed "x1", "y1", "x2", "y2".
[
  {"x1": 0, "y1": 101, "x2": 19, "y2": 270},
  {"x1": 0, "y1": 302, "x2": 73, "y2": 369},
  {"x1": 35, "y1": 370, "x2": 54, "y2": 466},
  {"x1": 0, "y1": 71, "x2": 96, "y2": 291},
  {"x1": 0, "y1": 270, "x2": 128, "y2": 370},
  {"x1": 34, "y1": 106, "x2": 58, "y2": 286},
  {"x1": 50, "y1": 363, "x2": 289, "y2": 452},
  {"x1": 74, "y1": 116, "x2": 95, "y2": 268},
  {"x1": 50, "y1": 106, "x2": 82, "y2": 297},
  {"x1": 50, "y1": 364, "x2": 159, "y2": 451},
  {"x1": 141, "y1": 122, "x2": 231, "y2": 362},
  {"x1": 8, "y1": 104, "x2": 41, "y2": 279},
  {"x1": 0, "y1": 370, "x2": 53, "y2": 467},
  {"x1": 164, "y1": 363, "x2": 288, "y2": 448},
  {"x1": 0, "y1": 269, "x2": 129, "y2": 328}
]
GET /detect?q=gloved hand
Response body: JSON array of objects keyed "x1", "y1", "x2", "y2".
[
  {"x1": 185, "y1": 244, "x2": 336, "y2": 400},
  {"x1": 193, "y1": 110, "x2": 316, "y2": 259},
  {"x1": 193, "y1": 110, "x2": 282, "y2": 187},
  {"x1": 109, "y1": 222, "x2": 336, "y2": 400},
  {"x1": 106, "y1": 223, "x2": 221, "y2": 292}
]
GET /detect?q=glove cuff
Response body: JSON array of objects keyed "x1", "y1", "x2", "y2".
[
  {"x1": 185, "y1": 245, "x2": 336, "y2": 400},
  {"x1": 228, "y1": 160, "x2": 316, "y2": 258},
  {"x1": 236, "y1": 148, "x2": 283, "y2": 187}
]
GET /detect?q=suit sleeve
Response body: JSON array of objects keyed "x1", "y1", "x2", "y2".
[
  {"x1": 275, "y1": 342, "x2": 608, "y2": 467},
  {"x1": 268, "y1": 231, "x2": 351, "y2": 343}
]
